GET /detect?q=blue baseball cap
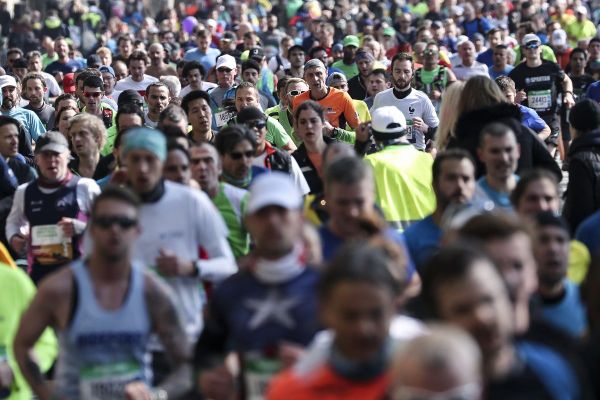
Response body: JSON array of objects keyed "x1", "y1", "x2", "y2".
[{"x1": 99, "y1": 65, "x2": 115, "y2": 77}]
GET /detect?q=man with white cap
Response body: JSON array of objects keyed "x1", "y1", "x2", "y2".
[
  {"x1": 208, "y1": 54, "x2": 238, "y2": 112},
  {"x1": 6, "y1": 131, "x2": 100, "y2": 284},
  {"x1": 509, "y1": 33, "x2": 575, "y2": 151},
  {"x1": 120, "y1": 127, "x2": 236, "y2": 384},
  {"x1": 565, "y1": 5, "x2": 597, "y2": 48},
  {"x1": 550, "y1": 29, "x2": 572, "y2": 70},
  {"x1": 0, "y1": 75, "x2": 46, "y2": 142},
  {"x1": 194, "y1": 171, "x2": 319, "y2": 400},
  {"x1": 364, "y1": 106, "x2": 436, "y2": 231}
]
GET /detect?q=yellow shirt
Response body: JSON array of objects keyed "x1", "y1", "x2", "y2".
[{"x1": 565, "y1": 20, "x2": 597, "y2": 47}]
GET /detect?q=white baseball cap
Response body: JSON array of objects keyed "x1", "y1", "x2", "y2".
[
  {"x1": 216, "y1": 54, "x2": 236, "y2": 70},
  {"x1": 522, "y1": 33, "x2": 541, "y2": 46},
  {"x1": 552, "y1": 29, "x2": 567, "y2": 47},
  {"x1": 246, "y1": 172, "x2": 303, "y2": 214},
  {"x1": 0, "y1": 75, "x2": 17, "y2": 89},
  {"x1": 371, "y1": 106, "x2": 407, "y2": 139},
  {"x1": 575, "y1": 5, "x2": 587, "y2": 15}
]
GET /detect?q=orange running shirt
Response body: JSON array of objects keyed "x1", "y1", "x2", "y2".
[{"x1": 293, "y1": 88, "x2": 360, "y2": 129}]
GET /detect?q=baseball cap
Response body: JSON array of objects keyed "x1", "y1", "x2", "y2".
[
  {"x1": 117, "y1": 89, "x2": 144, "y2": 108},
  {"x1": 0, "y1": 75, "x2": 17, "y2": 89},
  {"x1": 216, "y1": 54, "x2": 236, "y2": 70},
  {"x1": 332, "y1": 43, "x2": 343, "y2": 52},
  {"x1": 371, "y1": 106, "x2": 407, "y2": 140},
  {"x1": 35, "y1": 132, "x2": 70, "y2": 154},
  {"x1": 522, "y1": 33, "x2": 541, "y2": 47},
  {"x1": 288, "y1": 44, "x2": 305, "y2": 54},
  {"x1": 248, "y1": 47, "x2": 265, "y2": 61},
  {"x1": 99, "y1": 65, "x2": 115, "y2": 77},
  {"x1": 121, "y1": 127, "x2": 167, "y2": 161},
  {"x1": 62, "y1": 73, "x2": 76, "y2": 94},
  {"x1": 383, "y1": 27, "x2": 396, "y2": 37},
  {"x1": 342, "y1": 35, "x2": 360, "y2": 48},
  {"x1": 326, "y1": 71, "x2": 347, "y2": 86},
  {"x1": 551, "y1": 29, "x2": 567, "y2": 47},
  {"x1": 575, "y1": 5, "x2": 587, "y2": 14},
  {"x1": 246, "y1": 172, "x2": 303, "y2": 214}
]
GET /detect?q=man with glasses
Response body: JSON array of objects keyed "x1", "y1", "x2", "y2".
[
  {"x1": 190, "y1": 141, "x2": 250, "y2": 258},
  {"x1": 509, "y1": 34, "x2": 575, "y2": 151},
  {"x1": 413, "y1": 43, "x2": 456, "y2": 112},
  {"x1": 6, "y1": 132, "x2": 100, "y2": 284},
  {"x1": 0, "y1": 75, "x2": 46, "y2": 142},
  {"x1": 82, "y1": 76, "x2": 116, "y2": 130},
  {"x1": 14, "y1": 186, "x2": 193, "y2": 400}
]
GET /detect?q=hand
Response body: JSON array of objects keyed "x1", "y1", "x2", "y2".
[
  {"x1": 355, "y1": 122, "x2": 371, "y2": 143},
  {"x1": 57, "y1": 217, "x2": 75, "y2": 238},
  {"x1": 0, "y1": 362, "x2": 13, "y2": 390},
  {"x1": 198, "y1": 364, "x2": 235, "y2": 400},
  {"x1": 322, "y1": 121, "x2": 335, "y2": 136},
  {"x1": 10, "y1": 234, "x2": 26, "y2": 254},
  {"x1": 124, "y1": 381, "x2": 152, "y2": 400},
  {"x1": 564, "y1": 92, "x2": 575, "y2": 108},
  {"x1": 156, "y1": 249, "x2": 195, "y2": 277},
  {"x1": 412, "y1": 117, "x2": 428, "y2": 133},
  {"x1": 515, "y1": 90, "x2": 527, "y2": 104},
  {"x1": 110, "y1": 168, "x2": 129, "y2": 185},
  {"x1": 430, "y1": 89, "x2": 442, "y2": 100},
  {"x1": 279, "y1": 342, "x2": 305, "y2": 369}
]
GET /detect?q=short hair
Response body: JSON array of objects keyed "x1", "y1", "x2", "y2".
[
  {"x1": 324, "y1": 156, "x2": 372, "y2": 187},
  {"x1": 26, "y1": 50, "x2": 42, "y2": 60},
  {"x1": 391, "y1": 52, "x2": 413, "y2": 68},
  {"x1": 116, "y1": 102, "x2": 145, "y2": 133},
  {"x1": 76, "y1": 68, "x2": 102, "y2": 85},
  {"x1": 242, "y1": 59, "x2": 261, "y2": 74},
  {"x1": 83, "y1": 75, "x2": 104, "y2": 90},
  {"x1": 68, "y1": 113, "x2": 107, "y2": 150},
  {"x1": 0, "y1": 115, "x2": 22, "y2": 132},
  {"x1": 589, "y1": 37, "x2": 600, "y2": 46},
  {"x1": 235, "y1": 81, "x2": 258, "y2": 97},
  {"x1": 458, "y1": 211, "x2": 534, "y2": 244},
  {"x1": 181, "y1": 90, "x2": 211, "y2": 114},
  {"x1": 495, "y1": 75, "x2": 516, "y2": 92},
  {"x1": 182, "y1": 61, "x2": 205, "y2": 78},
  {"x1": 96, "y1": 46, "x2": 111, "y2": 56},
  {"x1": 308, "y1": 46, "x2": 327, "y2": 59},
  {"x1": 159, "y1": 104, "x2": 188, "y2": 126},
  {"x1": 145, "y1": 82, "x2": 170, "y2": 97},
  {"x1": 494, "y1": 44, "x2": 508, "y2": 52},
  {"x1": 487, "y1": 27, "x2": 503, "y2": 37},
  {"x1": 318, "y1": 240, "x2": 408, "y2": 301},
  {"x1": 369, "y1": 68, "x2": 388, "y2": 79},
  {"x1": 293, "y1": 100, "x2": 324, "y2": 125},
  {"x1": 214, "y1": 124, "x2": 257, "y2": 155},
  {"x1": 478, "y1": 122, "x2": 515, "y2": 148},
  {"x1": 431, "y1": 149, "x2": 474, "y2": 183},
  {"x1": 128, "y1": 50, "x2": 149, "y2": 66},
  {"x1": 22, "y1": 72, "x2": 47, "y2": 89},
  {"x1": 570, "y1": 47, "x2": 588, "y2": 60},
  {"x1": 167, "y1": 140, "x2": 190, "y2": 161},
  {"x1": 510, "y1": 168, "x2": 559, "y2": 208},
  {"x1": 159, "y1": 75, "x2": 181, "y2": 98},
  {"x1": 7, "y1": 48, "x2": 23, "y2": 57},
  {"x1": 195, "y1": 29, "x2": 211, "y2": 39},
  {"x1": 91, "y1": 185, "x2": 140, "y2": 219},
  {"x1": 117, "y1": 35, "x2": 133, "y2": 46}
]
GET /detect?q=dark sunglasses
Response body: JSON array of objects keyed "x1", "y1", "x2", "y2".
[
  {"x1": 93, "y1": 216, "x2": 138, "y2": 229},
  {"x1": 247, "y1": 120, "x2": 266, "y2": 130},
  {"x1": 217, "y1": 68, "x2": 233, "y2": 73},
  {"x1": 288, "y1": 89, "x2": 306, "y2": 96},
  {"x1": 84, "y1": 92, "x2": 102, "y2": 98},
  {"x1": 228, "y1": 150, "x2": 255, "y2": 160}
]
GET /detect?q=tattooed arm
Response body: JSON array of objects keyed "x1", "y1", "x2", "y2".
[{"x1": 144, "y1": 272, "x2": 194, "y2": 398}]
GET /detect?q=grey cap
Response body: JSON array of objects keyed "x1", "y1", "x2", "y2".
[
  {"x1": 35, "y1": 131, "x2": 70, "y2": 154},
  {"x1": 304, "y1": 58, "x2": 326, "y2": 71}
]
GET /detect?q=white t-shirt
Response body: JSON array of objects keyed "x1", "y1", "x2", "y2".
[
  {"x1": 179, "y1": 81, "x2": 218, "y2": 98},
  {"x1": 453, "y1": 61, "x2": 489, "y2": 81},
  {"x1": 372, "y1": 88, "x2": 439, "y2": 150},
  {"x1": 114, "y1": 75, "x2": 159, "y2": 97},
  {"x1": 253, "y1": 151, "x2": 310, "y2": 195}
]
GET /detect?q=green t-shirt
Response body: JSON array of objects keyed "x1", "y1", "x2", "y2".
[
  {"x1": 0, "y1": 266, "x2": 58, "y2": 400},
  {"x1": 331, "y1": 61, "x2": 359, "y2": 80},
  {"x1": 41, "y1": 53, "x2": 58, "y2": 69},
  {"x1": 213, "y1": 183, "x2": 250, "y2": 258},
  {"x1": 266, "y1": 104, "x2": 299, "y2": 145},
  {"x1": 266, "y1": 117, "x2": 292, "y2": 148}
]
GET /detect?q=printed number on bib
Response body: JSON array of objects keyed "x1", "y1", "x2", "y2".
[
  {"x1": 31, "y1": 225, "x2": 73, "y2": 265},
  {"x1": 406, "y1": 120, "x2": 413, "y2": 140},
  {"x1": 80, "y1": 361, "x2": 142, "y2": 400},
  {"x1": 528, "y1": 90, "x2": 552, "y2": 110},
  {"x1": 215, "y1": 110, "x2": 236, "y2": 128}
]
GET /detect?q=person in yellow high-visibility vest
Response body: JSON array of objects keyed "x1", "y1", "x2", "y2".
[{"x1": 364, "y1": 106, "x2": 436, "y2": 231}]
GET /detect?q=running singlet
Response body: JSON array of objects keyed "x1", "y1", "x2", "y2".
[{"x1": 509, "y1": 61, "x2": 564, "y2": 120}]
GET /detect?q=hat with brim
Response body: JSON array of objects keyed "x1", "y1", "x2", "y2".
[
  {"x1": 35, "y1": 132, "x2": 70, "y2": 154},
  {"x1": 342, "y1": 35, "x2": 360, "y2": 48},
  {"x1": 0, "y1": 75, "x2": 16, "y2": 89},
  {"x1": 371, "y1": 106, "x2": 407, "y2": 140},
  {"x1": 246, "y1": 172, "x2": 303, "y2": 214},
  {"x1": 522, "y1": 33, "x2": 541, "y2": 47}
]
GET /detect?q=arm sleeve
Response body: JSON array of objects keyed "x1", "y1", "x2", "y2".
[
  {"x1": 73, "y1": 179, "x2": 101, "y2": 235},
  {"x1": 343, "y1": 92, "x2": 360, "y2": 129},
  {"x1": 6, "y1": 184, "x2": 29, "y2": 241},
  {"x1": 193, "y1": 192, "x2": 237, "y2": 282},
  {"x1": 422, "y1": 97, "x2": 439, "y2": 128},
  {"x1": 334, "y1": 127, "x2": 356, "y2": 144},
  {"x1": 46, "y1": 74, "x2": 61, "y2": 97},
  {"x1": 289, "y1": 156, "x2": 311, "y2": 195},
  {"x1": 267, "y1": 118, "x2": 293, "y2": 148},
  {"x1": 28, "y1": 113, "x2": 46, "y2": 142},
  {"x1": 563, "y1": 158, "x2": 595, "y2": 234}
]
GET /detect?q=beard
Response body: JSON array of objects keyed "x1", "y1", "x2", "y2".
[
  {"x1": 394, "y1": 77, "x2": 411, "y2": 90},
  {"x1": 2, "y1": 97, "x2": 14, "y2": 109}
]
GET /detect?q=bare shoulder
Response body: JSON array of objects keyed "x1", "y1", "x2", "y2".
[{"x1": 34, "y1": 266, "x2": 75, "y2": 328}]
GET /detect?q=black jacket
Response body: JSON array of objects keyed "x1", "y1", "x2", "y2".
[
  {"x1": 292, "y1": 136, "x2": 334, "y2": 194},
  {"x1": 450, "y1": 103, "x2": 562, "y2": 181},
  {"x1": 348, "y1": 75, "x2": 367, "y2": 100},
  {"x1": 563, "y1": 129, "x2": 600, "y2": 233}
]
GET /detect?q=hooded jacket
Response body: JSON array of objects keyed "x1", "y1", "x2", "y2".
[
  {"x1": 449, "y1": 103, "x2": 562, "y2": 181},
  {"x1": 563, "y1": 129, "x2": 600, "y2": 233}
]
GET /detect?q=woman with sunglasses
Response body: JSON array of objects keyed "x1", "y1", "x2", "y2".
[{"x1": 292, "y1": 101, "x2": 333, "y2": 194}]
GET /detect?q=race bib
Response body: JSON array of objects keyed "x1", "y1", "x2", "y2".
[
  {"x1": 79, "y1": 361, "x2": 142, "y2": 400},
  {"x1": 215, "y1": 110, "x2": 236, "y2": 128},
  {"x1": 244, "y1": 355, "x2": 281, "y2": 400},
  {"x1": 528, "y1": 89, "x2": 552, "y2": 111},
  {"x1": 31, "y1": 225, "x2": 73, "y2": 265},
  {"x1": 405, "y1": 120, "x2": 414, "y2": 140}
]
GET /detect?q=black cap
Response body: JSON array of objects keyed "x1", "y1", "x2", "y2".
[
  {"x1": 534, "y1": 211, "x2": 570, "y2": 237},
  {"x1": 12, "y1": 58, "x2": 27, "y2": 69},
  {"x1": 118, "y1": 89, "x2": 144, "y2": 108},
  {"x1": 248, "y1": 47, "x2": 265, "y2": 61},
  {"x1": 35, "y1": 131, "x2": 69, "y2": 154},
  {"x1": 288, "y1": 44, "x2": 305, "y2": 54},
  {"x1": 87, "y1": 54, "x2": 102, "y2": 68},
  {"x1": 237, "y1": 106, "x2": 266, "y2": 124},
  {"x1": 569, "y1": 99, "x2": 600, "y2": 132}
]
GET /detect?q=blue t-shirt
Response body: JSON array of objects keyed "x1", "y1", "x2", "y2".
[
  {"x1": 44, "y1": 59, "x2": 84, "y2": 76},
  {"x1": 533, "y1": 280, "x2": 587, "y2": 338},
  {"x1": 403, "y1": 215, "x2": 442, "y2": 271},
  {"x1": 518, "y1": 104, "x2": 547, "y2": 133},
  {"x1": 474, "y1": 176, "x2": 517, "y2": 210},
  {"x1": 2, "y1": 107, "x2": 46, "y2": 141},
  {"x1": 462, "y1": 18, "x2": 492, "y2": 39},
  {"x1": 476, "y1": 48, "x2": 494, "y2": 67},
  {"x1": 183, "y1": 47, "x2": 221, "y2": 74},
  {"x1": 575, "y1": 209, "x2": 600, "y2": 253},
  {"x1": 319, "y1": 224, "x2": 416, "y2": 279},
  {"x1": 586, "y1": 81, "x2": 600, "y2": 103},
  {"x1": 488, "y1": 65, "x2": 514, "y2": 80}
]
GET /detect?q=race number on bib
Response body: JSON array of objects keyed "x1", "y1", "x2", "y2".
[
  {"x1": 80, "y1": 361, "x2": 143, "y2": 400},
  {"x1": 31, "y1": 225, "x2": 73, "y2": 265},
  {"x1": 528, "y1": 90, "x2": 552, "y2": 111},
  {"x1": 405, "y1": 120, "x2": 414, "y2": 140},
  {"x1": 215, "y1": 110, "x2": 236, "y2": 128}
]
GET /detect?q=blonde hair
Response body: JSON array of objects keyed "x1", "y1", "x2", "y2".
[
  {"x1": 95, "y1": 46, "x2": 111, "y2": 56},
  {"x1": 68, "y1": 113, "x2": 107, "y2": 151},
  {"x1": 435, "y1": 81, "x2": 465, "y2": 150}
]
